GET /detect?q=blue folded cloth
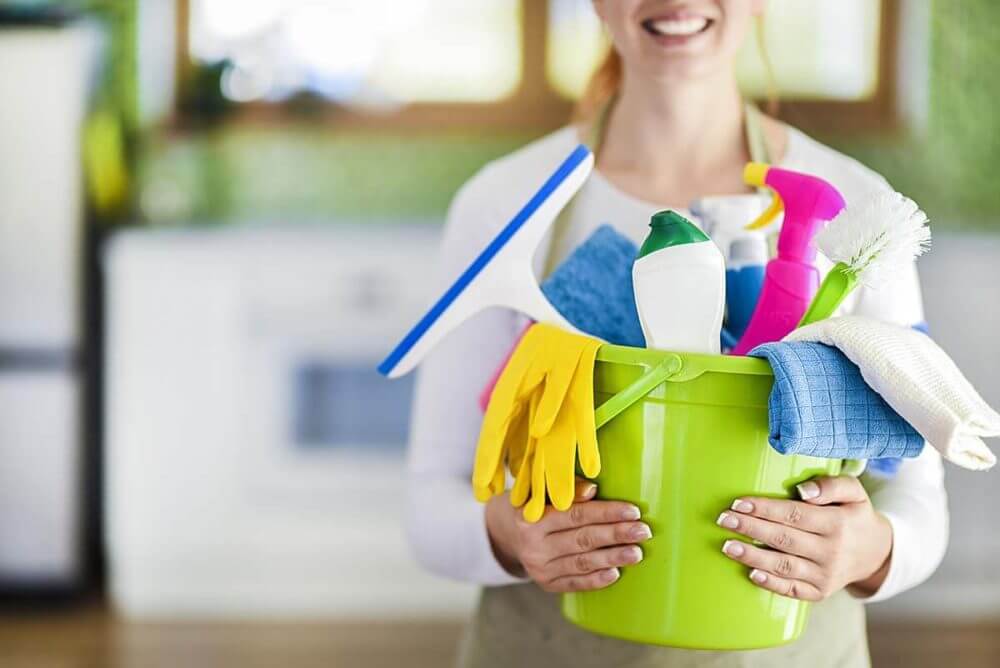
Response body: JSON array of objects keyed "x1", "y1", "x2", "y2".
[
  {"x1": 542, "y1": 224, "x2": 645, "y2": 348},
  {"x1": 749, "y1": 341, "x2": 924, "y2": 462}
]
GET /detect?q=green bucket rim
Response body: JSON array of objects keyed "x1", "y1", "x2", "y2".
[{"x1": 595, "y1": 344, "x2": 773, "y2": 378}]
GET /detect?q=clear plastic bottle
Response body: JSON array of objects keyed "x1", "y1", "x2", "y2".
[{"x1": 725, "y1": 236, "x2": 768, "y2": 339}]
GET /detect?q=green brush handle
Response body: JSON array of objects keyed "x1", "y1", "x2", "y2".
[{"x1": 798, "y1": 263, "x2": 859, "y2": 328}]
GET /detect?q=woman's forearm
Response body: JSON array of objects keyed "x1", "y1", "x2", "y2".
[
  {"x1": 406, "y1": 472, "x2": 527, "y2": 585},
  {"x1": 858, "y1": 447, "x2": 949, "y2": 602},
  {"x1": 485, "y1": 494, "x2": 526, "y2": 577},
  {"x1": 401, "y1": 186, "x2": 528, "y2": 583}
]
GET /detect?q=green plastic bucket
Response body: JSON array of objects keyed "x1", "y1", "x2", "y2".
[{"x1": 561, "y1": 344, "x2": 851, "y2": 650}]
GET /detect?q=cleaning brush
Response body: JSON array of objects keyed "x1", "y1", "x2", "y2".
[{"x1": 798, "y1": 190, "x2": 931, "y2": 327}]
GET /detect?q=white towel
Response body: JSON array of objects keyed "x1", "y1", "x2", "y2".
[{"x1": 787, "y1": 316, "x2": 999, "y2": 470}]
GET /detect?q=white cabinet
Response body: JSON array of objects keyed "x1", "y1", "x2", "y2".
[{"x1": 104, "y1": 225, "x2": 477, "y2": 618}]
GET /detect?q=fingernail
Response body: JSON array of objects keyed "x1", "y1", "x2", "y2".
[
  {"x1": 716, "y1": 512, "x2": 739, "y2": 530},
  {"x1": 623, "y1": 546, "x2": 643, "y2": 564},
  {"x1": 621, "y1": 505, "x2": 641, "y2": 521},
  {"x1": 722, "y1": 540, "x2": 745, "y2": 557},
  {"x1": 797, "y1": 481, "x2": 820, "y2": 500},
  {"x1": 731, "y1": 499, "x2": 754, "y2": 513},
  {"x1": 581, "y1": 483, "x2": 597, "y2": 498},
  {"x1": 750, "y1": 569, "x2": 768, "y2": 584},
  {"x1": 630, "y1": 523, "x2": 652, "y2": 541},
  {"x1": 602, "y1": 568, "x2": 620, "y2": 583}
]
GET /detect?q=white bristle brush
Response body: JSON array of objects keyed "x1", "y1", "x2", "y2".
[{"x1": 798, "y1": 189, "x2": 931, "y2": 327}]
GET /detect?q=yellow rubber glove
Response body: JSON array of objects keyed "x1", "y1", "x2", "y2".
[
  {"x1": 474, "y1": 323, "x2": 573, "y2": 500},
  {"x1": 510, "y1": 439, "x2": 535, "y2": 508},
  {"x1": 536, "y1": 336, "x2": 602, "y2": 512},
  {"x1": 529, "y1": 330, "x2": 585, "y2": 437},
  {"x1": 524, "y1": 433, "x2": 548, "y2": 523},
  {"x1": 472, "y1": 323, "x2": 603, "y2": 522},
  {"x1": 472, "y1": 325, "x2": 547, "y2": 501},
  {"x1": 539, "y1": 398, "x2": 577, "y2": 512},
  {"x1": 507, "y1": 386, "x2": 539, "y2": 486},
  {"x1": 571, "y1": 339, "x2": 602, "y2": 479}
]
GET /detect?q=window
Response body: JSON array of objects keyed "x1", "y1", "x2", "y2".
[
  {"x1": 189, "y1": 0, "x2": 522, "y2": 106},
  {"x1": 546, "y1": 0, "x2": 607, "y2": 100},
  {"x1": 737, "y1": 0, "x2": 883, "y2": 101},
  {"x1": 175, "y1": 0, "x2": 901, "y2": 129}
]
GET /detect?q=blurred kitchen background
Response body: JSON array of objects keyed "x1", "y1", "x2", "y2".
[{"x1": 0, "y1": 0, "x2": 998, "y2": 666}]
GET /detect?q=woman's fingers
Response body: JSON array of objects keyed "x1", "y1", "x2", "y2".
[
  {"x1": 796, "y1": 475, "x2": 869, "y2": 506},
  {"x1": 546, "y1": 520, "x2": 652, "y2": 556},
  {"x1": 548, "y1": 544, "x2": 643, "y2": 579},
  {"x1": 745, "y1": 568, "x2": 824, "y2": 602},
  {"x1": 717, "y1": 510, "x2": 824, "y2": 562},
  {"x1": 543, "y1": 567, "x2": 621, "y2": 593},
  {"x1": 728, "y1": 497, "x2": 835, "y2": 535},
  {"x1": 574, "y1": 478, "x2": 598, "y2": 502},
  {"x1": 722, "y1": 540, "x2": 824, "y2": 585},
  {"x1": 538, "y1": 499, "x2": 641, "y2": 533}
]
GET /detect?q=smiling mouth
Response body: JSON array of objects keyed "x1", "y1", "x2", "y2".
[{"x1": 641, "y1": 16, "x2": 713, "y2": 39}]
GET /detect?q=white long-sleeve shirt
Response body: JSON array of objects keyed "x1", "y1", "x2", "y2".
[{"x1": 405, "y1": 126, "x2": 948, "y2": 602}]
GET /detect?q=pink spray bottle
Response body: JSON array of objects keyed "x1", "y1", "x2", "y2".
[{"x1": 731, "y1": 163, "x2": 845, "y2": 355}]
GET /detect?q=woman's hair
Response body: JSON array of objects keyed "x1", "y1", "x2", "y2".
[
  {"x1": 572, "y1": 16, "x2": 778, "y2": 124},
  {"x1": 572, "y1": 48, "x2": 622, "y2": 125}
]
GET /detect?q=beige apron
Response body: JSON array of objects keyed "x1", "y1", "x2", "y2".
[
  {"x1": 457, "y1": 104, "x2": 871, "y2": 667},
  {"x1": 458, "y1": 584, "x2": 869, "y2": 668}
]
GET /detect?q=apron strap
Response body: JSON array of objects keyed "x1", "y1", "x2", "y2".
[{"x1": 744, "y1": 102, "x2": 772, "y2": 164}]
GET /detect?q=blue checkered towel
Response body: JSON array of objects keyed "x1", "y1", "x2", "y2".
[{"x1": 749, "y1": 342, "x2": 924, "y2": 462}]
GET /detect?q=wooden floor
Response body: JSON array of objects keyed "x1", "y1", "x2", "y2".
[{"x1": 1, "y1": 602, "x2": 998, "y2": 668}]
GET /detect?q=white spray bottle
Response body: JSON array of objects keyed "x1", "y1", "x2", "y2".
[{"x1": 632, "y1": 210, "x2": 726, "y2": 353}]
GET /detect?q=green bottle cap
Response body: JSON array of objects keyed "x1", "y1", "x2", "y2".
[{"x1": 636, "y1": 210, "x2": 710, "y2": 259}]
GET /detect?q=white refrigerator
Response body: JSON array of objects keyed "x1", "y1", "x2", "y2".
[{"x1": 0, "y1": 23, "x2": 96, "y2": 589}]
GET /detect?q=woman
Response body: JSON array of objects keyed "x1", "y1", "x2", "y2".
[{"x1": 407, "y1": 2, "x2": 948, "y2": 666}]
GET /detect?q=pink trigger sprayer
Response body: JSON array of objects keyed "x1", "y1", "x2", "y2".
[{"x1": 731, "y1": 163, "x2": 845, "y2": 355}]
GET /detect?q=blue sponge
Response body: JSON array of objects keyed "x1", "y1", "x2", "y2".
[{"x1": 541, "y1": 225, "x2": 645, "y2": 348}]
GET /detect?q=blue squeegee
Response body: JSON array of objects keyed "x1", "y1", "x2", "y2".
[{"x1": 378, "y1": 145, "x2": 594, "y2": 378}]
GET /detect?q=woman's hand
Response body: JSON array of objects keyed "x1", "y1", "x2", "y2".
[
  {"x1": 485, "y1": 479, "x2": 651, "y2": 593},
  {"x1": 717, "y1": 475, "x2": 893, "y2": 601}
]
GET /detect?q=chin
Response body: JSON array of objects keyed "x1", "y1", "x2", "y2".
[{"x1": 636, "y1": 52, "x2": 728, "y2": 83}]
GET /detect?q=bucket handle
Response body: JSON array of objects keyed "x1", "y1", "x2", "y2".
[{"x1": 594, "y1": 354, "x2": 683, "y2": 431}]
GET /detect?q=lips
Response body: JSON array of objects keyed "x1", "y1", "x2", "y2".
[
  {"x1": 643, "y1": 16, "x2": 711, "y2": 37},
  {"x1": 640, "y1": 7, "x2": 714, "y2": 45}
]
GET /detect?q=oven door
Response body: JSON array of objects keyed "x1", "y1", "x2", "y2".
[{"x1": 236, "y1": 226, "x2": 433, "y2": 507}]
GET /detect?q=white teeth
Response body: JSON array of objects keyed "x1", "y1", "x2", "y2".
[{"x1": 649, "y1": 17, "x2": 709, "y2": 36}]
